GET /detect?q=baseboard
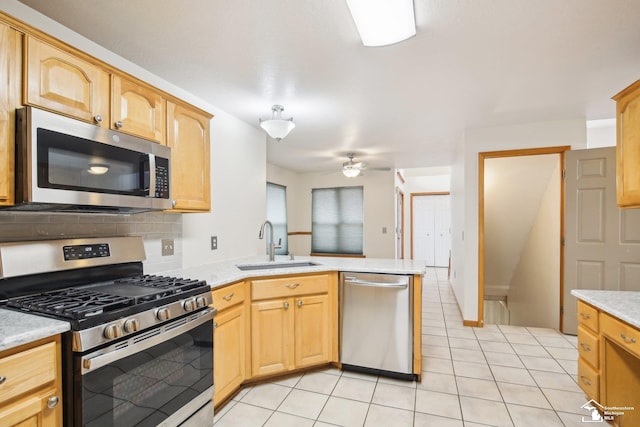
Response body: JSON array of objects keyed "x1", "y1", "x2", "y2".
[{"x1": 463, "y1": 319, "x2": 484, "y2": 327}]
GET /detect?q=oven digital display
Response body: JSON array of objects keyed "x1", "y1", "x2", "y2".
[{"x1": 63, "y1": 243, "x2": 110, "y2": 260}]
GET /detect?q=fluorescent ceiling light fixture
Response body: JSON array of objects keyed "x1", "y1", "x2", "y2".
[
  {"x1": 346, "y1": 0, "x2": 416, "y2": 47},
  {"x1": 87, "y1": 163, "x2": 109, "y2": 175},
  {"x1": 259, "y1": 105, "x2": 295, "y2": 142}
]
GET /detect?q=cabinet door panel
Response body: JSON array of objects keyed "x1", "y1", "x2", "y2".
[
  {"x1": 0, "y1": 22, "x2": 20, "y2": 205},
  {"x1": 213, "y1": 305, "x2": 245, "y2": 406},
  {"x1": 0, "y1": 388, "x2": 60, "y2": 427},
  {"x1": 166, "y1": 101, "x2": 211, "y2": 211},
  {"x1": 112, "y1": 75, "x2": 165, "y2": 143},
  {"x1": 294, "y1": 294, "x2": 329, "y2": 367},
  {"x1": 25, "y1": 36, "x2": 109, "y2": 124},
  {"x1": 251, "y1": 299, "x2": 292, "y2": 376}
]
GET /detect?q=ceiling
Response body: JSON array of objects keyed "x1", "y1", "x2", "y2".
[{"x1": 16, "y1": 0, "x2": 640, "y2": 173}]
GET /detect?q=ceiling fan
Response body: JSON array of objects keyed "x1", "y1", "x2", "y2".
[{"x1": 342, "y1": 153, "x2": 390, "y2": 178}]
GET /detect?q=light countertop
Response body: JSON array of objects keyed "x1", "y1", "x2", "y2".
[
  {"x1": 163, "y1": 255, "x2": 427, "y2": 290},
  {"x1": 571, "y1": 289, "x2": 640, "y2": 329},
  {"x1": 0, "y1": 308, "x2": 70, "y2": 352}
]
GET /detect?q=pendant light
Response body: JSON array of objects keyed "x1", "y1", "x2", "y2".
[{"x1": 259, "y1": 105, "x2": 295, "y2": 141}]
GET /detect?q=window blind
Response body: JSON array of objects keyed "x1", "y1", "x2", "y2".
[
  {"x1": 312, "y1": 186, "x2": 363, "y2": 255},
  {"x1": 266, "y1": 182, "x2": 288, "y2": 255}
]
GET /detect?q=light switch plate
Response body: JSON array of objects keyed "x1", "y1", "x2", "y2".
[{"x1": 162, "y1": 239, "x2": 174, "y2": 256}]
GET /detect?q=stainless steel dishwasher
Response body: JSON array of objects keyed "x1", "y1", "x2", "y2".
[{"x1": 339, "y1": 272, "x2": 414, "y2": 380}]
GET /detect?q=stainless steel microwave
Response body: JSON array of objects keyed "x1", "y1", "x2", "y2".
[{"x1": 6, "y1": 107, "x2": 172, "y2": 213}]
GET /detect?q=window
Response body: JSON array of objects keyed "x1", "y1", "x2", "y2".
[
  {"x1": 266, "y1": 182, "x2": 288, "y2": 255},
  {"x1": 312, "y1": 186, "x2": 363, "y2": 255}
]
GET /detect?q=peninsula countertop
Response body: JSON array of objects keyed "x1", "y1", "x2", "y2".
[
  {"x1": 0, "y1": 308, "x2": 70, "y2": 352},
  {"x1": 163, "y1": 255, "x2": 427, "y2": 290},
  {"x1": 571, "y1": 289, "x2": 640, "y2": 329}
]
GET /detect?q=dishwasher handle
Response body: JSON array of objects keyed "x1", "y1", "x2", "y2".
[{"x1": 343, "y1": 276, "x2": 408, "y2": 288}]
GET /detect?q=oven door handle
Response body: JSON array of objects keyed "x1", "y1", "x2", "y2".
[{"x1": 81, "y1": 309, "x2": 214, "y2": 375}]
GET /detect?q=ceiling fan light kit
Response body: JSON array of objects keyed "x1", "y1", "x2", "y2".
[
  {"x1": 259, "y1": 105, "x2": 295, "y2": 141},
  {"x1": 346, "y1": 0, "x2": 416, "y2": 47}
]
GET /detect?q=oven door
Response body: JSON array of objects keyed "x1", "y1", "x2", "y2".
[{"x1": 73, "y1": 310, "x2": 214, "y2": 427}]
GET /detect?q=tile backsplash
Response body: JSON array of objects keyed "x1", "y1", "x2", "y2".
[{"x1": 0, "y1": 211, "x2": 182, "y2": 273}]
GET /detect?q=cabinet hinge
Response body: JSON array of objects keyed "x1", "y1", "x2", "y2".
[
  {"x1": 562, "y1": 169, "x2": 566, "y2": 179},
  {"x1": 561, "y1": 237, "x2": 565, "y2": 247}
]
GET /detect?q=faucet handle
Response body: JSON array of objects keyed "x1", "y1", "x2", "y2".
[{"x1": 274, "y1": 238, "x2": 282, "y2": 249}]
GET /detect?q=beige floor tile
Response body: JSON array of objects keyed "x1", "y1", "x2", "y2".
[
  {"x1": 295, "y1": 371, "x2": 340, "y2": 394},
  {"x1": 417, "y1": 371, "x2": 458, "y2": 394},
  {"x1": 446, "y1": 327, "x2": 477, "y2": 339},
  {"x1": 364, "y1": 404, "x2": 414, "y2": 427},
  {"x1": 451, "y1": 347, "x2": 485, "y2": 363},
  {"x1": 213, "y1": 401, "x2": 236, "y2": 423},
  {"x1": 484, "y1": 351, "x2": 525, "y2": 368},
  {"x1": 331, "y1": 376, "x2": 376, "y2": 402},
  {"x1": 377, "y1": 376, "x2": 417, "y2": 388},
  {"x1": 474, "y1": 330, "x2": 507, "y2": 342},
  {"x1": 264, "y1": 411, "x2": 315, "y2": 427},
  {"x1": 480, "y1": 340, "x2": 515, "y2": 354},
  {"x1": 445, "y1": 319, "x2": 467, "y2": 330},
  {"x1": 511, "y1": 343, "x2": 551, "y2": 357},
  {"x1": 459, "y1": 396, "x2": 513, "y2": 427},
  {"x1": 490, "y1": 366, "x2": 536, "y2": 386},
  {"x1": 414, "y1": 412, "x2": 464, "y2": 427},
  {"x1": 232, "y1": 387, "x2": 251, "y2": 401},
  {"x1": 527, "y1": 327, "x2": 561, "y2": 337},
  {"x1": 214, "y1": 402, "x2": 273, "y2": 427},
  {"x1": 498, "y1": 325, "x2": 532, "y2": 335},
  {"x1": 423, "y1": 326, "x2": 448, "y2": 336},
  {"x1": 415, "y1": 389, "x2": 462, "y2": 419},
  {"x1": 423, "y1": 343, "x2": 452, "y2": 359},
  {"x1": 519, "y1": 355, "x2": 565, "y2": 373},
  {"x1": 371, "y1": 382, "x2": 416, "y2": 410},
  {"x1": 557, "y1": 358, "x2": 578, "y2": 376},
  {"x1": 341, "y1": 370, "x2": 378, "y2": 382},
  {"x1": 456, "y1": 377, "x2": 502, "y2": 401},
  {"x1": 544, "y1": 346, "x2": 578, "y2": 360},
  {"x1": 448, "y1": 337, "x2": 481, "y2": 350},
  {"x1": 239, "y1": 383, "x2": 291, "y2": 410},
  {"x1": 452, "y1": 360, "x2": 493, "y2": 380},
  {"x1": 503, "y1": 333, "x2": 540, "y2": 345},
  {"x1": 530, "y1": 370, "x2": 581, "y2": 392},
  {"x1": 536, "y1": 336, "x2": 575, "y2": 348},
  {"x1": 497, "y1": 382, "x2": 552, "y2": 409},
  {"x1": 556, "y1": 411, "x2": 592, "y2": 427},
  {"x1": 277, "y1": 388, "x2": 329, "y2": 419},
  {"x1": 423, "y1": 311, "x2": 445, "y2": 320},
  {"x1": 506, "y1": 404, "x2": 564, "y2": 427},
  {"x1": 423, "y1": 334, "x2": 450, "y2": 347},
  {"x1": 317, "y1": 396, "x2": 369, "y2": 427},
  {"x1": 541, "y1": 388, "x2": 589, "y2": 414},
  {"x1": 272, "y1": 374, "x2": 302, "y2": 387},
  {"x1": 422, "y1": 356, "x2": 455, "y2": 375}
]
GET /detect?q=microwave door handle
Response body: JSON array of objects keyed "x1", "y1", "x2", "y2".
[{"x1": 147, "y1": 154, "x2": 156, "y2": 197}]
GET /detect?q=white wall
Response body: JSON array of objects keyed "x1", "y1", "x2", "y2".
[
  {"x1": 2, "y1": 0, "x2": 268, "y2": 269},
  {"x1": 452, "y1": 119, "x2": 587, "y2": 323}
]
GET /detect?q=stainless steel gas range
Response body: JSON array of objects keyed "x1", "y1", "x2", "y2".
[{"x1": 0, "y1": 237, "x2": 215, "y2": 427}]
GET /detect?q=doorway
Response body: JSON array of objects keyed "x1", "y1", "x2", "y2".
[
  {"x1": 411, "y1": 192, "x2": 450, "y2": 267},
  {"x1": 478, "y1": 146, "x2": 569, "y2": 329}
]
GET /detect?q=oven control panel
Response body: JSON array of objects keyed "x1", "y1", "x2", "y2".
[{"x1": 63, "y1": 243, "x2": 110, "y2": 261}]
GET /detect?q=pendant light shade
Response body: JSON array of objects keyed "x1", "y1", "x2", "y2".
[{"x1": 259, "y1": 105, "x2": 295, "y2": 141}]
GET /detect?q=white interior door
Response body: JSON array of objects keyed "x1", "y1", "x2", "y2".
[
  {"x1": 413, "y1": 195, "x2": 450, "y2": 267},
  {"x1": 564, "y1": 146, "x2": 640, "y2": 334}
]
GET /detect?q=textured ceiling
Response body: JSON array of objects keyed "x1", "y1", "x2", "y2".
[{"x1": 15, "y1": 0, "x2": 640, "y2": 172}]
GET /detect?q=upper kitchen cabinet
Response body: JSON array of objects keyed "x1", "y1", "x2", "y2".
[
  {"x1": 614, "y1": 80, "x2": 640, "y2": 207},
  {"x1": 24, "y1": 35, "x2": 109, "y2": 125},
  {"x1": 166, "y1": 101, "x2": 211, "y2": 212},
  {"x1": 0, "y1": 22, "x2": 20, "y2": 206},
  {"x1": 112, "y1": 75, "x2": 165, "y2": 144}
]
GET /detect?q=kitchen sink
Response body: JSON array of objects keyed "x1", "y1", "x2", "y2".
[{"x1": 236, "y1": 261, "x2": 321, "y2": 271}]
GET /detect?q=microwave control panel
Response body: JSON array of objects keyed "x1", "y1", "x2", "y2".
[{"x1": 155, "y1": 157, "x2": 170, "y2": 199}]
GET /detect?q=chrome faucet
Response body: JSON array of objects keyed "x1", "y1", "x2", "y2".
[{"x1": 259, "y1": 220, "x2": 281, "y2": 262}]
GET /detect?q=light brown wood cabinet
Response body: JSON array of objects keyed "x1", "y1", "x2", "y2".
[
  {"x1": 576, "y1": 300, "x2": 640, "y2": 426},
  {"x1": 250, "y1": 274, "x2": 332, "y2": 377},
  {"x1": 614, "y1": 80, "x2": 640, "y2": 207},
  {"x1": 166, "y1": 100, "x2": 211, "y2": 211},
  {"x1": 24, "y1": 35, "x2": 109, "y2": 125},
  {"x1": 0, "y1": 336, "x2": 63, "y2": 426},
  {"x1": 0, "y1": 22, "x2": 20, "y2": 206},
  {"x1": 211, "y1": 281, "x2": 249, "y2": 406},
  {"x1": 112, "y1": 75, "x2": 165, "y2": 144}
]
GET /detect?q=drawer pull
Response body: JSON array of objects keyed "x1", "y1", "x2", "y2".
[
  {"x1": 297, "y1": 300, "x2": 303, "y2": 307},
  {"x1": 284, "y1": 302, "x2": 290, "y2": 309},
  {"x1": 0, "y1": 376, "x2": 6, "y2": 385},
  {"x1": 580, "y1": 375, "x2": 592, "y2": 386},
  {"x1": 47, "y1": 396, "x2": 59, "y2": 409},
  {"x1": 620, "y1": 333, "x2": 637, "y2": 344},
  {"x1": 222, "y1": 293, "x2": 235, "y2": 301},
  {"x1": 580, "y1": 343, "x2": 592, "y2": 352},
  {"x1": 285, "y1": 283, "x2": 300, "y2": 289},
  {"x1": 579, "y1": 312, "x2": 591, "y2": 320}
]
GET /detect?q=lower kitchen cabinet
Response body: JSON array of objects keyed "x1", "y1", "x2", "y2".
[
  {"x1": 212, "y1": 281, "x2": 248, "y2": 406},
  {"x1": 294, "y1": 294, "x2": 330, "y2": 368},
  {"x1": 0, "y1": 336, "x2": 62, "y2": 426}
]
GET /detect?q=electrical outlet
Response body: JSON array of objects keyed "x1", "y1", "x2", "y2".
[
  {"x1": 161, "y1": 239, "x2": 174, "y2": 256},
  {"x1": 382, "y1": 227, "x2": 387, "y2": 234},
  {"x1": 211, "y1": 236, "x2": 218, "y2": 250}
]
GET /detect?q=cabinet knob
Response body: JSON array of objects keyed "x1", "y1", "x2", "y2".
[
  {"x1": 0, "y1": 376, "x2": 6, "y2": 385},
  {"x1": 115, "y1": 120, "x2": 123, "y2": 129},
  {"x1": 47, "y1": 396, "x2": 60, "y2": 409},
  {"x1": 213, "y1": 322, "x2": 218, "y2": 329},
  {"x1": 297, "y1": 300, "x2": 303, "y2": 307},
  {"x1": 172, "y1": 200, "x2": 177, "y2": 207},
  {"x1": 94, "y1": 114, "x2": 103, "y2": 124},
  {"x1": 284, "y1": 302, "x2": 289, "y2": 309}
]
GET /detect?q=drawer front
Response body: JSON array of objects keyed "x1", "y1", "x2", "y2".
[
  {"x1": 600, "y1": 312, "x2": 640, "y2": 359},
  {"x1": 577, "y1": 325, "x2": 599, "y2": 368},
  {"x1": 577, "y1": 300, "x2": 599, "y2": 332},
  {"x1": 578, "y1": 357, "x2": 599, "y2": 401},
  {"x1": 0, "y1": 341, "x2": 57, "y2": 402},
  {"x1": 252, "y1": 274, "x2": 329, "y2": 300},
  {"x1": 212, "y1": 282, "x2": 246, "y2": 311}
]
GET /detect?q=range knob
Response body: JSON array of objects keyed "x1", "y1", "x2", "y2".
[
  {"x1": 103, "y1": 324, "x2": 122, "y2": 340},
  {"x1": 196, "y1": 296, "x2": 207, "y2": 308},
  {"x1": 156, "y1": 307, "x2": 171, "y2": 321},
  {"x1": 123, "y1": 318, "x2": 140, "y2": 333},
  {"x1": 183, "y1": 298, "x2": 197, "y2": 312}
]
